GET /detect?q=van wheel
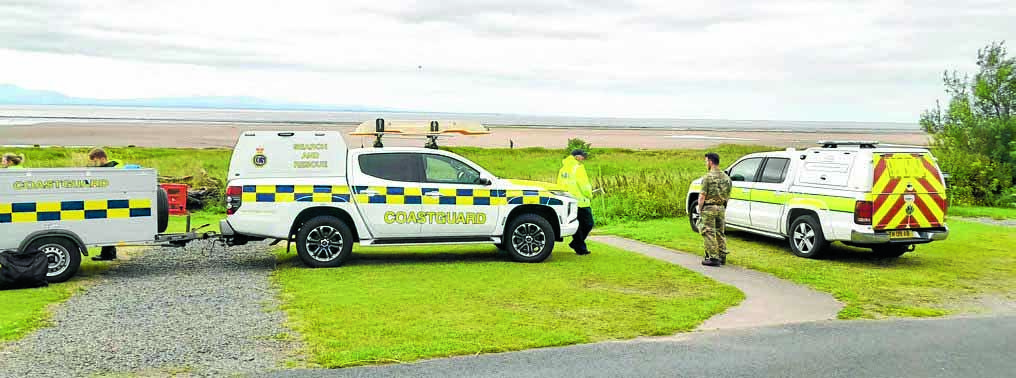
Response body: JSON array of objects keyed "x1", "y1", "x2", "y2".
[
  {"x1": 295, "y1": 216, "x2": 353, "y2": 268},
  {"x1": 688, "y1": 200, "x2": 701, "y2": 233},
  {"x1": 788, "y1": 216, "x2": 828, "y2": 258},
  {"x1": 506, "y1": 214, "x2": 555, "y2": 263},
  {"x1": 27, "y1": 237, "x2": 81, "y2": 283},
  {"x1": 872, "y1": 245, "x2": 909, "y2": 258}
]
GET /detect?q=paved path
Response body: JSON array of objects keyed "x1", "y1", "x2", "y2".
[
  {"x1": 591, "y1": 236, "x2": 844, "y2": 330},
  {"x1": 273, "y1": 315, "x2": 1016, "y2": 378},
  {"x1": 0, "y1": 241, "x2": 295, "y2": 377}
]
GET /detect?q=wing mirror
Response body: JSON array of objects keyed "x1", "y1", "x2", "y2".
[
  {"x1": 730, "y1": 174, "x2": 745, "y2": 182},
  {"x1": 477, "y1": 178, "x2": 492, "y2": 186}
]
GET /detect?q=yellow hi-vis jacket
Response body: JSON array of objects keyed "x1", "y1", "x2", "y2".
[{"x1": 557, "y1": 156, "x2": 592, "y2": 208}]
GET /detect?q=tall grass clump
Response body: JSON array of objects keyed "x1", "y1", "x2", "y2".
[{"x1": 593, "y1": 170, "x2": 700, "y2": 225}]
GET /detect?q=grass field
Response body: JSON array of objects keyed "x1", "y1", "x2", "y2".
[
  {"x1": 0, "y1": 256, "x2": 109, "y2": 343},
  {"x1": 599, "y1": 219, "x2": 1016, "y2": 319},
  {"x1": 949, "y1": 205, "x2": 1016, "y2": 220},
  {"x1": 271, "y1": 242, "x2": 743, "y2": 368}
]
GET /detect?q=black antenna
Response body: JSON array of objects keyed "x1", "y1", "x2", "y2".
[{"x1": 373, "y1": 118, "x2": 385, "y2": 148}]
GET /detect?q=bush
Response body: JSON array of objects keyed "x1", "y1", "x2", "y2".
[
  {"x1": 921, "y1": 41, "x2": 1015, "y2": 205},
  {"x1": 566, "y1": 138, "x2": 592, "y2": 155}
]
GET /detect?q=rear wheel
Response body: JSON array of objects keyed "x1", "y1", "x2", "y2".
[
  {"x1": 156, "y1": 188, "x2": 170, "y2": 233},
  {"x1": 295, "y1": 216, "x2": 353, "y2": 268},
  {"x1": 26, "y1": 237, "x2": 81, "y2": 283},
  {"x1": 505, "y1": 214, "x2": 555, "y2": 263},
  {"x1": 872, "y1": 244, "x2": 909, "y2": 258},
  {"x1": 788, "y1": 216, "x2": 828, "y2": 258}
]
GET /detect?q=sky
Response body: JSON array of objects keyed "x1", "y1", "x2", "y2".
[{"x1": 0, "y1": 0, "x2": 1013, "y2": 123}]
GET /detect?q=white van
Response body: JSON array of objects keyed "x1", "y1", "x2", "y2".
[
  {"x1": 219, "y1": 130, "x2": 579, "y2": 267},
  {"x1": 686, "y1": 141, "x2": 949, "y2": 258}
]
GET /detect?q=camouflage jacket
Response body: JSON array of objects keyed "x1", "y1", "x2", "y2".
[{"x1": 701, "y1": 167, "x2": 732, "y2": 206}]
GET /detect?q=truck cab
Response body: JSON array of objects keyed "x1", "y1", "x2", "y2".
[{"x1": 221, "y1": 130, "x2": 579, "y2": 267}]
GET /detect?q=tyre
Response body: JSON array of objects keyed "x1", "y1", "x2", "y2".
[
  {"x1": 494, "y1": 243, "x2": 505, "y2": 251},
  {"x1": 505, "y1": 214, "x2": 555, "y2": 263},
  {"x1": 295, "y1": 216, "x2": 353, "y2": 268},
  {"x1": 26, "y1": 237, "x2": 82, "y2": 283},
  {"x1": 688, "y1": 199, "x2": 701, "y2": 233},
  {"x1": 788, "y1": 215, "x2": 828, "y2": 258},
  {"x1": 872, "y1": 244, "x2": 909, "y2": 258},
  {"x1": 156, "y1": 188, "x2": 170, "y2": 233}
]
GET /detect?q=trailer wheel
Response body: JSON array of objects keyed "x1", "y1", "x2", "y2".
[
  {"x1": 26, "y1": 237, "x2": 81, "y2": 283},
  {"x1": 157, "y1": 188, "x2": 170, "y2": 233},
  {"x1": 295, "y1": 216, "x2": 353, "y2": 268}
]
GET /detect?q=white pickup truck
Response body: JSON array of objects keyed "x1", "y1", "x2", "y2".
[{"x1": 220, "y1": 131, "x2": 580, "y2": 267}]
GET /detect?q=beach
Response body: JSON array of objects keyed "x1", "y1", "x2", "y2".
[{"x1": 0, "y1": 122, "x2": 930, "y2": 149}]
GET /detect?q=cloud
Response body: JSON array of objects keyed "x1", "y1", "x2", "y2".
[{"x1": 0, "y1": 0, "x2": 1014, "y2": 122}]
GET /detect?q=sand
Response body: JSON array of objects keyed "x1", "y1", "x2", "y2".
[{"x1": 0, "y1": 122, "x2": 931, "y2": 149}]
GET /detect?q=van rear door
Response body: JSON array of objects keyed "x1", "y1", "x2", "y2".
[{"x1": 871, "y1": 152, "x2": 947, "y2": 232}]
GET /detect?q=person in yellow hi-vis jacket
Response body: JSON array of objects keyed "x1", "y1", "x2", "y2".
[
  {"x1": 558, "y1": 149, "x2": 594, "y2": 255},
  {"x1": 2, "y1": 153, "x2": 26, "y2": 169}
]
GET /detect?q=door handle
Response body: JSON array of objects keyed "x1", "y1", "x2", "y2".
[
  {"x1": 424, "y1": 191, "x2": 442, "y2": 197},
  {"x1": 361, "y1": 190, "x2": 380, "y2": 196}
]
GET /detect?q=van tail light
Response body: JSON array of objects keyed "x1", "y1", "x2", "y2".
[
  {"x1": 226, "y1": 185, "x2": 243, "y2": 215},
  {"x1": 854, "y1": 200, "x2": 873, "y2": 225}
]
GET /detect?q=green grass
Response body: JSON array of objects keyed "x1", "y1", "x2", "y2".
[
  {"x1": 271, "y1": 241, "x2": 743, "y2": 368},
  {"x1": 600, "y1": 218, "x2": 1016, "y2": 319},
  {"x1": 0, "y1": 257, "x2": 109, "y2": 343},
  {"x1": 949, "y1": 205, "x2": 1016, "y2": 220},
  {"x1": 164, "y1": 211, "x2": 224, "y2": 233}
]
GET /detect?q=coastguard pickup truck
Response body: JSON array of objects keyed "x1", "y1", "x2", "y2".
[
  {"x1": 687, "y1": 141, "x2": 949, "y2": 259},
  {"x1": 220, "y1": 130, "x2": 580, "y2": 267}
]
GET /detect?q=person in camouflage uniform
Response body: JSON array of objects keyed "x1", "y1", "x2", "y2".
[{"x1": 698, "y1": 152, "x2": 732, "y2": 267}]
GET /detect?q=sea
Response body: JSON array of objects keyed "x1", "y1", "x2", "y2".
[{"x1": 0, "y1": 105, "x2": 919, "y2": 133}]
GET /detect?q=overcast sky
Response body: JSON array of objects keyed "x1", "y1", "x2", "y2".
[{"x1": 0, "y1": 0, "x2": 1012, "y2": 122}]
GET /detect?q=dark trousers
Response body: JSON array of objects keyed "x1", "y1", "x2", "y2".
[{"x1": 570, "y1": 207, "x2": 595, "y2": 253}]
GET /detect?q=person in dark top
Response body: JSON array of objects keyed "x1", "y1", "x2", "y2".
[{"x1": 89, "y1": 147, "x2": 123, "y2": 260}]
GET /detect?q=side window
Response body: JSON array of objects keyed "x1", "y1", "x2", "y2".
[
  {"x1": 358, "y1": 153, "x2": 420, "y2": 182},
  {"x1": 424, "y1": 154, "x2": 482, "y2": 185},
  {"x1": 727, "y1": 158, "x2": 764, "y2": 183},
  {"x1": 759, "y1": 158, "x2": 790, "y2": 183}
]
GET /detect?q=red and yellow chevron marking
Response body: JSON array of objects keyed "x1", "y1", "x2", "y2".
[{"x1": 872, "y1": 153, "x2": 947, "y2": 230}]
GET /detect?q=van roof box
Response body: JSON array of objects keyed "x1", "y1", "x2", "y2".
[{"x1": 818, "y1": 141, "x2": 879, "y2": 149}]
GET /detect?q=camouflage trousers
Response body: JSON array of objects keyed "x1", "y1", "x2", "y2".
[{"x1": 698, "y1": 205, "x2": 728, "y2": 260}]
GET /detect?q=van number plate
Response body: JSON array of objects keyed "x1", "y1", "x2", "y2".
[{"x1": 888, "y1": 230, "x2": 915, "y2": 239}]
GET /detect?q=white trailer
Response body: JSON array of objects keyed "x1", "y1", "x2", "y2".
[{"x1": 1, "y1": 168, "x2": 210, "y2": 283}]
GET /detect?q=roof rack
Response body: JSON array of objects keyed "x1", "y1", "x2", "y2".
[
  {"x1": 350, "y1": 118, "x2": 490, "y2": 149},
  {"x1": 817, "y1": 140, "x2": 879, "y2": 149}
]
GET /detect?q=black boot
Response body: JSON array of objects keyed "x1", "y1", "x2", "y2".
[
  {"x1": 92, "y1": 246, "x2": 117, "y2": 261},
  {"x1": 701, "y1": 258, "x2": 721, "y2": 267},
  {"x1": 719, "y1": 254, "x2": 727, "y2": 265}
]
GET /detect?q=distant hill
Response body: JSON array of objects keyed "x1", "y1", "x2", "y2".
[{"x1": 0, "y1": 84, "x2": 393, "y2": 112}]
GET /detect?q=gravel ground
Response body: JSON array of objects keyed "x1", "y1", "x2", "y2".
[{"x1": 0, "y1": 240, "x2": 297, "y2": 377}]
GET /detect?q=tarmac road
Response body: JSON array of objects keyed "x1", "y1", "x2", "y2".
[{"x1": 273, "y1": 315, "x2": 1016, "y2": 378}]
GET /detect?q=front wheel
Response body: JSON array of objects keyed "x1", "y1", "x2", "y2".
[
  {"x1": 295, "y1": 216, "x2": 354, "y2": 268},
  {"x1": 788, "y1": 215, "x2": 828, "y2": 258},
  {"x1": 688, "y1": 199, "x2": 701, "y2": 233},
  {"x1": 26, "y1": 237, "x2": 81, "y2": 283},
  {"x1": 505, "y1": 214, "x2": 555, "y2": 263}
]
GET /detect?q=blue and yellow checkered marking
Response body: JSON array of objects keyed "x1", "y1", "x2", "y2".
[
  {"x1": 0, "y1": 199, "x2": 152, "y2": 224},
  {"x1": 241, "y1": 185, "x2": 351, "y2": 203},
  {"x1": 350, "y1": 186, "x2": 564, "y2": 206}
]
